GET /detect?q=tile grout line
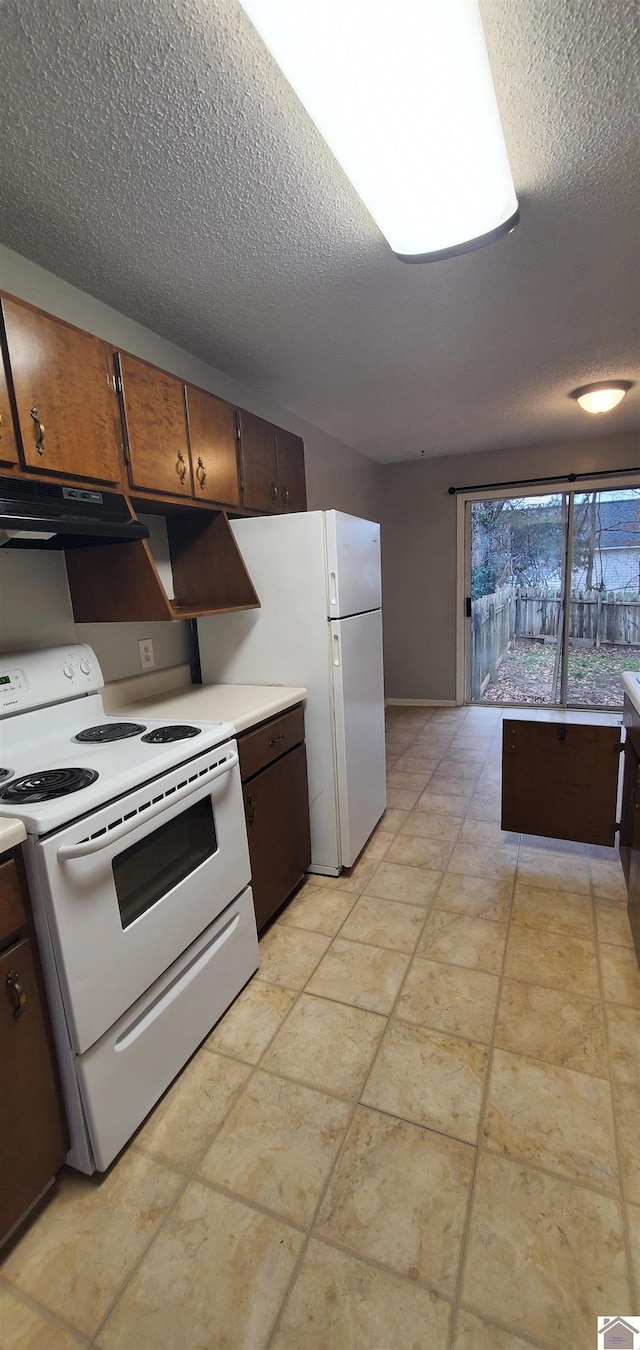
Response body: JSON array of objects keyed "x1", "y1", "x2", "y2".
[
  {"x1": 590, "y1": 841, "x2": 637, "y2": 1314},
  {"x1": 445, "y1": 766, "x2": 521, "y2": 1350},
  {"x1": 0, "y1": 1274, "x2": 91, "y2": 1346}
]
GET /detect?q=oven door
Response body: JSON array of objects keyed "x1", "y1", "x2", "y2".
[{"x1": 35, "y1": 740, "x2": 251, "y2": 1053}]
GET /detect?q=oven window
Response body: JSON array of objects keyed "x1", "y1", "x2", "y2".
[{"x1": 113, "y1": 798, "x2": 218, "y2": 929}]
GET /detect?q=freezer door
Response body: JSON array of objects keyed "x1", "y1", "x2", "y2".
[
  {"x1": 331, "y1": 610, "x2": 386, "y2": 867},
  {"x1": 325, "y1": 511, "x2": 382, "y2": 618}
]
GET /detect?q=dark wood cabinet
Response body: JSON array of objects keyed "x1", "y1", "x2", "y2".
[
  {"x1": 117, "y1": 352, "x2": 193, "y2": 498},
  {"x1": 185, "y1": 385, "x2": 241, "y2": 507},
  {"x1": 502, "y1": 719, "x2": 620, "y2": 846},
  {"x1": 238, "y1": 705, "x2": 311, "y2": 932},
  {"x1": 276, "y1": 428, "x2": 307, "y2": 512},
  {"x1": 1, "y1": 298, "x2": 122, "y2": 484},
  {"x1": 502, "y1": 709, "x2": 640, "y2": 968},
  {"x1": 0, "y1": 852, "x2": 68, "y2": 1249},
  {"x1": 0, "y1": 350, "x2": 19, "y2": 468},
  {"x1": 0, "y1": 290, "x2": 305, "y2": 526},
  {"x1": 237, "y1": 410, "x2": 279, "y2": 513}
]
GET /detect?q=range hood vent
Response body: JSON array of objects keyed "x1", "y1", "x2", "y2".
[{"x1": 0, "y1": 477, "x2": 149, "y2": 549}]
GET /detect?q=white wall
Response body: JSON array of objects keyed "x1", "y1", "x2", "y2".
[{"x1": 0, "y1": 246, "x2": 380, "y2": 679}]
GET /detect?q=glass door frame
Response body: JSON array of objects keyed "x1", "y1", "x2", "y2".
[{"x1": 456, "y1": 472, "x2": 640, "y2": 709}]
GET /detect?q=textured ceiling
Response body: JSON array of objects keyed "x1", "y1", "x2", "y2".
[{"x1": 0, "y1": 0, "x2": 638, "y2": 463}]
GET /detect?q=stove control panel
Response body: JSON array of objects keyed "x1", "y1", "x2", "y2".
[{"x1": 0, "y1": 645, "x2": 103, "y2": 714}]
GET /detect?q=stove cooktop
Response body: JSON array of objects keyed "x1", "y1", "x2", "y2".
[{"x1": 0, "y1": 695, "x2": 235, "y2": 835}]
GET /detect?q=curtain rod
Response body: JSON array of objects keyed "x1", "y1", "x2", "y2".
[{"x1": 447, "y1": 465, "x2": 640, "y2": 495}]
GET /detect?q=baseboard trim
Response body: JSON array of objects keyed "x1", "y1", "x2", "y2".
[{"x1": 385, "y1": 698, "x2": 459, "y2": 707}]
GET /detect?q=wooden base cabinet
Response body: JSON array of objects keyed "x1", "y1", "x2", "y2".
[
  {"x1": 0, "y1": 851, "x2": 68, "y2": 1249},
  {"x1": 238, "y1": 706, "x2": 311, "y2": 932},
  {"x1": 502, "y1": 710, "x2": 640, "y2": 969}
]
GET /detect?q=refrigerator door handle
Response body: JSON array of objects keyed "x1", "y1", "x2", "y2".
[
  {"x1": 329, "y1": 570, "x2": 338, "y2": 607},
  {"x1": 333, "y1": 633, "x2": 341, "y2": 667}
]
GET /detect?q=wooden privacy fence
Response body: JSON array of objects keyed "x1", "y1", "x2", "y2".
[
  {"x1": 471, "y1": 585, "x2": 516, "y2": 698},
  {"x1": 471, "y1": 587, "x2": 640, "y2": 697},
  {"x1": 515, "y1": 589, "x2": 640, "y2": 646}
]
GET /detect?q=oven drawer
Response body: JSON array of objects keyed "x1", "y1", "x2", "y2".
[
  {"x1": 238, "y1": 704, "x2": 305, "y2": 780},
  {"x1": 76, "y1": 886, "x2": 258, "y2": 1172}
]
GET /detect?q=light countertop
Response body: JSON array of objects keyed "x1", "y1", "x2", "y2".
[
  {"x1": 622, "y1": 671, "x2": 640, "y2": 717},
  {"x1": 104, "y1": 673, "x2": 307, "y2": 734},
  {"x1": 0, "y1": 817, "x2": 27, "y2": 855}
]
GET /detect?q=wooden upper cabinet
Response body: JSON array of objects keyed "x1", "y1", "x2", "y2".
[
  {"x1": 237, "y1": 410, "x2": 279, "y2": 513},
  {"x1": 185, "y1": 386, "x2": 241, "y2": 507},
  {"x1": 276, "y1": 428, "x2": 306, "y2": 512},
  {"x1": 0, "y1": 349, "x2": 19, "y2": 468},
  {"x1": 1, "y1": 298, "x2": 122, "y2": 483},
  {"x1": 117, "y1": 352, "x2": 193, "y2": 498}
]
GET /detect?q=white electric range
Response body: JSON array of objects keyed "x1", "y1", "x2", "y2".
[{"x1": 0, "y1": 644, "x2": 258, "y2": 1173}]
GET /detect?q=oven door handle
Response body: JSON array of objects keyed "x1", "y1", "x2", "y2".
[{"x1": 56, "y1": 752, "x2": 239, "y2": 861}]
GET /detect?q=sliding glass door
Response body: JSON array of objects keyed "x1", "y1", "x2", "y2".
[{"x1": 467, "y1": 486, "x2": 640, "y2": 709}]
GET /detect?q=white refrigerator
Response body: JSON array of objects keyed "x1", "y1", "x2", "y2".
[{"x1": 197, "y1": 510, "x2": 386, "y2": 875}]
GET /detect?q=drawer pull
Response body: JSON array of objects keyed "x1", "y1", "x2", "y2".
[
  {"x1": 246, "y1": 794, "x2": 255, "y2": 824},
  {"x1": 30, "y1": 407, "x2": 46, "y2": 455},
  {"x1": 6, "y1": 970, "x2": 26, "y2": 1021},
  {"x1": 268, "y1": 734, "x2": 285, "y2": 748},
  {"x1": 270, "y1": 480, "x2": 278, "y2": 503}
]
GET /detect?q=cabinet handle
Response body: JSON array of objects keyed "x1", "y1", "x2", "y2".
[
  {"x1": 176, "y1": 449, "x2": 187, "y2": 485},
  {"x1": 246, "y1": 794, "x2": 255, "y2": 824},
  {"x1": 30, "y1": 407, "x2": 46, "y2": 455},
  {"x1": 196, "y1": 457, "x2": 207, "y2": 489},
  {"x1": 6, "y1": 971, "x2": 26, "y2": 1021},
  {"x1": 281, "y1": 484, "x2": 289, "y2": 505},
  {"x1": 268, "y1": 733, "x2": 285, "y2": 748},
  {"x1": 270, "y1": 480, "x2": 278, "y2": 503}
]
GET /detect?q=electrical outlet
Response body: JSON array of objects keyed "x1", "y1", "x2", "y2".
[{"x1": 138, "y1": 638, "x2": 155, "y2": 669}]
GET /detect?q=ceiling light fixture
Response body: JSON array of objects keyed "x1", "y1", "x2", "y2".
[
  {"x1": 238, "y1": 0, "x2": 519, "y2": 262},
  {"x1": 570, "y1": 381, "x2": 633, "y2": 414}
]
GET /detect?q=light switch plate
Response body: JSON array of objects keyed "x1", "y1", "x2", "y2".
[{"x1": 138, "y1": 638, "x2": 155, "y2": 669}]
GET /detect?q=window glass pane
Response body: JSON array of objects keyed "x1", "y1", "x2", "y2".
[
  {"x1": 566, "y1": 488, "x2": 640, "y2": 708},
  {"x1": 113, "y1": 797, "x2": 217, "y2": 929}
]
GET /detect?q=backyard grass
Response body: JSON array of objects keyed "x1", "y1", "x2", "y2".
[{"x1": 482, "y1": 638, "x2": 640, "y2": 707}]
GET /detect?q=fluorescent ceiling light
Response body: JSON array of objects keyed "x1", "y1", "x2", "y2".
[
  {"x1": 570, "y1": 381, "x2": 633, "y2": 414},
  {"x1": 238, "y1": 0, "x2": 519, "y2": 261}
]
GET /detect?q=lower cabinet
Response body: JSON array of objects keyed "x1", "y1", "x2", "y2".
[
  {"x1": 501, "y1": 709, "x2": 640, "y2": 968},
  {"x1": 238, "y1": 706, "x2": 312, "y2": 932},
  {"x1": 0, "y1": 852, "x2": 68, "y2": 1248}
]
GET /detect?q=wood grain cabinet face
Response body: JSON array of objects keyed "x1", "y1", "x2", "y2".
[
  {"x1": 0, "y1": 350, "x2": 19, "y2": 467},
  {"x1": 237, "y1": 410, "x2": 279, "y2": 512},
  {"x1": 118, "y1": 352, "x2": 193, "y2": 498},
  {"x1": 276, "y1": 428, "x2": 306, "y2": 512},
  {"x1": 185, "y1": 385, "x2": 241, "y2": 506},
  {"x1": 1, "y1": 298, "x2": 123, "y2": 483},
  {"x1": 0, "y1": 854, "x2": 68, "y2": 1249},
  {"x1": 243, "y1": 742, "x2": 311, "y2": 933},
  {"x1": 501, "y1": 719, "x2": 621, "y2": 846}
]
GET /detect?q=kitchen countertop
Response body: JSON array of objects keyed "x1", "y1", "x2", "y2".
[
  {"x1": 104, "y1": 677, "x2": 307, "y2": 734},
  {"x1": 0, "y1": 816, "x2": 27, "y2": 855},
  {"x1": 622, "y1": 671, "x2": 640, "y2": 717}
]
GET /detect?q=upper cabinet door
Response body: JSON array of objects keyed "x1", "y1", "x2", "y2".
[
  {"x1": 185, "y1": 386, "x2": 241, "y2": 507},
  {"x1": 1, "y1": 298, "x2": 122, "y2": 483},
  {"x1": 237, "y1": 410, "x2": 279, "y2": 513},
  {"x1": 276, "y1": 429, "x2": 306, "y2": 513},
  {"x1": 118, "y1": 352, "x2": 192, "y2": 497},
  {"x1": 0, "y1": 349, "x2": 19, "y2": 468}
]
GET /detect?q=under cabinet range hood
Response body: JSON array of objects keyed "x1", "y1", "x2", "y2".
[{"x1": 0, "y1": 477, "x2": 149, "y2": 549}]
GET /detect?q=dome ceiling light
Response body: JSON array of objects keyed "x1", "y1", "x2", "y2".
[
  {"x1": 238, "y1": 0, "x2": 519, "y2": 262},
  {"x1": 570, "y1": 381, "x2": 633, "y2": 414}
]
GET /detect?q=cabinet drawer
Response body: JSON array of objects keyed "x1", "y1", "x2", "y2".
[
  {"x1": 0, "y1": 857, "x2": 26, "y2": 948},
  {"x1": 238, "y1": 705, "x2": 305, "y2": 781}
]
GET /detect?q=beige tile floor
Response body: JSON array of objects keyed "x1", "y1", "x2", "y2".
[{"x1": 2, "y1": 703, "x2": 640, "y2": 1349}]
